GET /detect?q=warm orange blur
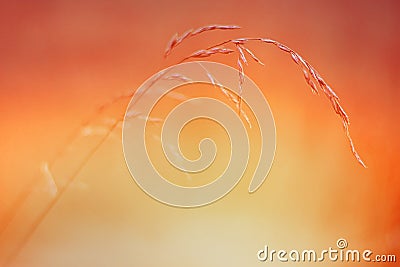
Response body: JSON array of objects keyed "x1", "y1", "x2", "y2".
[{"x1": 0, "y1": 1, "x2": 399, "y2": 266}]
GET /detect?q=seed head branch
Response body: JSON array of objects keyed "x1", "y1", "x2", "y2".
[
  {"x1": 164, "y1": 25, "x2": 240, "y2": 57},
  {"x1": 167, "y1": 29, "x2": 366, "y2": 167}
]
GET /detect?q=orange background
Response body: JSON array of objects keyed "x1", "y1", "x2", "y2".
[{"x1": 0, "y1": 0, "x2": 399, "y2": 266}]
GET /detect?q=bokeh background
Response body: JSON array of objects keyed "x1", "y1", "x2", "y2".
[{"x1": 0, "y1": 0, "x2": 399, "y2": 266}]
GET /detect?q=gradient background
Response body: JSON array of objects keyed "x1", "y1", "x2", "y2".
[{"x1": 0, "y1": 0, "x2": 399, "y2": 266}]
